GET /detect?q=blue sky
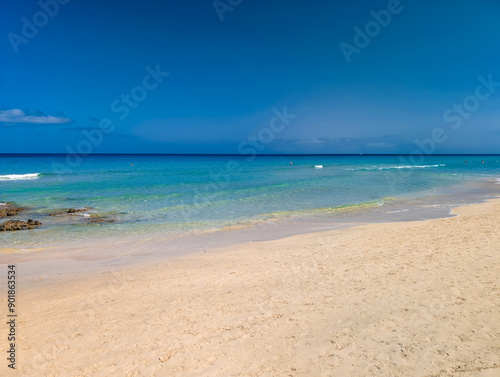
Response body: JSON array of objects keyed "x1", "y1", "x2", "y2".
[{"x1": 1, "y1": 0, "x2": 499, "y2": 154}]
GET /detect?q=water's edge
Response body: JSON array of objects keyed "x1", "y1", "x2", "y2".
[{"x1": 1, "y1": 176, "x2": 498, "y2": 270}]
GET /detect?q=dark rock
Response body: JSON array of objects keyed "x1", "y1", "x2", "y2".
[
  {"x1": 0, "y1": 204, "x2": 25, "y2": 218},
  {"x1": 49, "y1": 207, "x2": 92, "y2": 216},
  {"x1": 48, "y1": 210, "x2": 66, "y2": 216},
  {"x1": 0, "y1": 219, "x2": 42, "y2": 231},
  {"x1": 67, "y1": 208, "x2": 91, "y2": 214}
]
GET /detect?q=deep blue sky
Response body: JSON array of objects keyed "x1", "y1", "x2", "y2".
[{"x1": 1, "y1": 0, "x2": 499, "y2": 154}]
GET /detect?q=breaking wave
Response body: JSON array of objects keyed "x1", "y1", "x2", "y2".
[
  {"x1": 346, "y1": 164, "x2": 445, "y2": 171},
  {"x1": 0, "y1": 173, "x2": 40, "y2": 181}
]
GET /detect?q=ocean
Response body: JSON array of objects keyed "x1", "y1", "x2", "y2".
[{"x1": 1, "y1": 154, "x2": 499, "y2": 249}]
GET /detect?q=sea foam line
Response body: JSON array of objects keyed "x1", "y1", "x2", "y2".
[
  {"x1": 346, "y1": 164, "x2": 445, "y2": 171},
  {"x1": 0, "y1": 173, "x2": 40, "y2": 181}
]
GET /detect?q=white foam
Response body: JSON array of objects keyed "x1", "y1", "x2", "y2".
[
  {"x1": 347, "y1": 164, "x2": 445, "y2": 171},
  {"x1": 496, "y1": 178, "x2": 500, "y2": 184},
  {"x1": 0, "y1": 173, "x2": 40, "y2": 181},
  {"x1": 314, "y1": 165, "x2": 323, "y2": 169},
  {"x1": 387, "y1": 164, "x2": 442, "y2": 169},
  {"x1": 378, "y1": 164, "x2": 445, "y2": 170},
  {"x1": 386, "y1": 209, "x2": 409, "y2": 213}
]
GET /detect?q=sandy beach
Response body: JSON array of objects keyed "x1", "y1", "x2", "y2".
[
  {"x1": 1, "y1": 199, "x2": 500, "y2": 376},
  {"x1": 3, "y1": 0, "x2": 499, "y2": 375}
]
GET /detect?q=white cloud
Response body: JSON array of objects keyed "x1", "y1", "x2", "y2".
[{"x1": 0, "y1": 109, "x2": 71, "y2": 124}]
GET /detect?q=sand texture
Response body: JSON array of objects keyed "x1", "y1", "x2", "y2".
[{"x1": 1, "y1": 199, "x2": 499, "y2": 376}]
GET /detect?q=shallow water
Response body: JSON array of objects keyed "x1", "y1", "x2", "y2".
[{"x1": 0, "y1": 154, "x2": 499, "y2": 248}]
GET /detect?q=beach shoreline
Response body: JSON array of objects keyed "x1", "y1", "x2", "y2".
[
  {"x1": 1, "y1": 198, "x2": 499, "y2": 376},
  {"x1": 1, "y1": 175, "x2": 499, "y2": 270},
  {"x1": 1, "y1": 154, "x2": 499, "y2": 250}
]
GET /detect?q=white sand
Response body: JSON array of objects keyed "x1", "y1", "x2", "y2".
[{"x1": 1, "y1": 199, "x2": 500, "y2": 376}]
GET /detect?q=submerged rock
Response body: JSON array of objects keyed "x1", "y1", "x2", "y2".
[
  {"x1": 67, "y1": 208, "x2": 88, "y2": 214},
  {"x1": 49, "y1": 207, "x2": 93, "y2": 216},
  {"x1": 47, "y1": 207, "x2": 116, "y2": 224},
  {"x1": 88, "y1": 217, "x2": 115, "y2": 224},
  {"x1": 0, "y1": 219, "x2": 42, "y2": 231},
  {"x1": 0, "y1": 204, "x2": 25, "y2": 218}
]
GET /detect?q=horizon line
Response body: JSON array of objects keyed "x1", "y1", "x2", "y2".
[{"x1": 1, "y1": 153, "x2": 500, "y2": 157}]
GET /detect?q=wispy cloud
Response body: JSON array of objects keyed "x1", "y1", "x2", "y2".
[
  {"x1": 0, "y1": 109, "x2": 71, "y2": 124},
  {"x1": 365, "y1": 142, "x2": 397, "y2": 148},
  {"x1": 268, "y1": 135, "x2": 410, "y2": 154}
]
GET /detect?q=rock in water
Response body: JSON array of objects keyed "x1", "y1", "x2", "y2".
[
  {"x1": 89, "y1": 218, "x2": 115, "y2": 223},
  {"x1": 50, "y1": 207, "x2": 93, "y2": 216},
  {"x1": 0, "y1": 204, "x2": 25, "y2": 218},
  {"x1": 0, "y1": 219, "x2": 42, "y2": 231}
]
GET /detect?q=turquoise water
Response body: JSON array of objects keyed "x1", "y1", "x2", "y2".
[{"x1": 0, "y1": 154, "x2": 499, "y2": 247}]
